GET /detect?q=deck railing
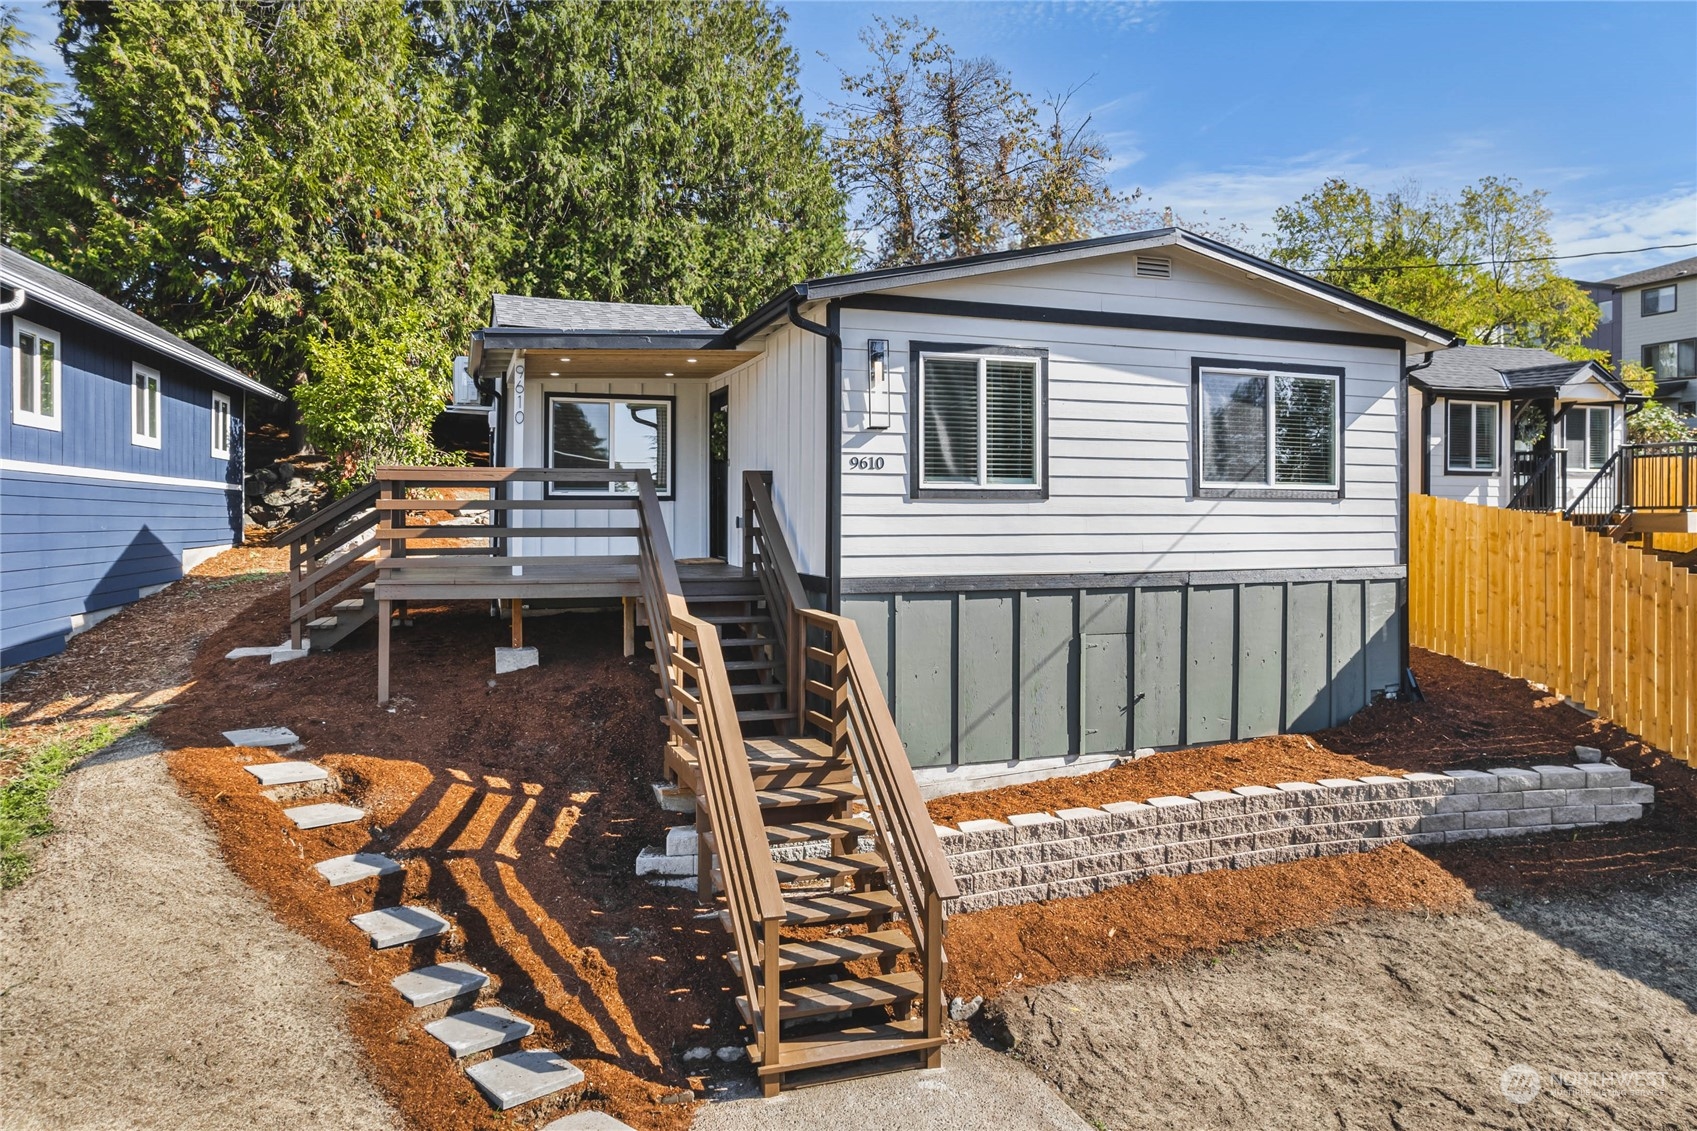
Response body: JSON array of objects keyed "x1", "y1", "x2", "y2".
[
  {"x1": 1565, "y1": 442, "x2": 1697, "y2": 529},
  {"x1": 273, "y1": 481, "x2": 382, "y2": 648},
  {"x1": 1508, "y1": 449, "x2": 1567, "y2": 512}
]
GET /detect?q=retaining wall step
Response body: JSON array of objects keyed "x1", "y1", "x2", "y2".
[
  {"x1": 351, "y1": 905, "x2": 451, "y2": 949},
  {"x1": 466, "y1": 1049, "x2": 585, "y2": 1110},
  {"x1": 223, "y1": 726, "x2": 300, "y2": 748},
  {"x1": 392, "y1": 962, "x2": 489, "y2": 1007},
  {"x1": 425, "y1": 1007, "x2": 533, "y2": 1057},
  {"x1": 284, "y1": 803, "x2": 365, "y2": 830},
  {"x1": 245, "y1": 761, "x2": 328, "y2": 787},
  {"x1": 315, "y1": 852, "x2": 402, "y2": 887},
  {"x1": 543, "y1": 1112, "x2": 638, "y2": 1130}
]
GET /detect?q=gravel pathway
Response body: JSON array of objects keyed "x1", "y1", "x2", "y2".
[{"x1": 0, "y1": 732, "x2": 400, "y2": 1131}]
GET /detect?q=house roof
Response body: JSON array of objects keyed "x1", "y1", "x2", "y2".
[
  {"x1": 723, "y1": 227, "x2": 1461, "y2": 350},
  {"x1": 489, "y1": 294, "x2": 713, "y2": 333},
  {"x1": 0, "y1": 245, "x2": 282, "y2": 401},
  {"x1": 1412, "y1": 345, "x2": 1627, "y2": 398},
  {"x1": 1590, "y1": 256, "x2": 1697, "y2": 291}
]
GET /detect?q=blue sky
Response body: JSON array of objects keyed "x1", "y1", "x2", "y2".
[{"x1": 11, "y1": 1, "x2": 1695, "y2": 279}]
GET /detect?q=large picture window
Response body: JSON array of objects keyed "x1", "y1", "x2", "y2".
[
  {"x1": 547, "y1": 395, "x2": 671, "y2": 496},
  {"x1": 915, "y1": 347, "x2": 1044, "y2": 496},
  {"x1": 11, "y1": 318, "x2": 60, "y2": 430},
  {"x1": 1642, "y1": 339, "x2": 1697, "y2": 381},
  {"x1": 1446, "y1": 400, "x2": 1499, "y2": 472},
  {"x1": 1195, "y1": 363, "x2": 1341, "y2": 494}
]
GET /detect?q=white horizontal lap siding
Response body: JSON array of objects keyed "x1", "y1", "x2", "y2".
[
  {"x1": 835, "y1": 303, "x2": 1403, "y2": 580},
  {"x1": 713, "y1": 322, "x2": 827, "y2": 575},
  {"x1": 512, "y1": 377, "x2": 708, "y2": 559}
]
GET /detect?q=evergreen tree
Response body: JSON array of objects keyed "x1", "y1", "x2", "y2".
[{"x1": 0, "y1": 5, "x2": 56, "y2": 239}]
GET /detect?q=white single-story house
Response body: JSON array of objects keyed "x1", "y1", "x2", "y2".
[
  {"x1": 459, "y1": 228, "x2": 1459, "y2": 777},
  {"x1": 1407, "y1": 345, "x2": 1632, "y2": 512}
]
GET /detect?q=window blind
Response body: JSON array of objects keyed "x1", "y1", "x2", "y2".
[
  {"x1": 1473, "y1": 403, "x2": 1496, "y2": 470},
  {"x1": 1273, "y1": 375, "x2": 1336, "y2": 485},
  {"x1": 1200, "y1": 371, "x2": 1267, "y2": 483},
  {"x1": 921, "y1": 357, "x2": 982, "y2": 484},
  {"x1": 985, "y1": 359, "x2": 1037, "y2": 484},
  {"x1": 1587, "y1": 406, "x2": 1609, "y2": 469}
]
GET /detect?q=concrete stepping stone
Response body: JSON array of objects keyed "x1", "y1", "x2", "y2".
[
  {"x1": 245, "y1": 761, "x2": 328, "y2": 786},
  {"x1": 351, "y1": 905, "x2": 450, "y2": 949},
  {"x1": 225, "y1": 646, "x2": 279, "y2": 660},
  {"x1": 392, "y1": 962, "x2": 489, "y2": 1007},
  {"x1": 425, "y1": 1006, "x2": 534, "y2": 1057},
  {"x1": 223, "y1": 726, "x2": 300, "y2": 748},
  {"x1": 284, "y1": 802, "x2": 365, "y2": 830},
  {"x1": 545, "y1": 1113, "x2": 637, "y2": 1130},
  {"x1": 467, "y1": 1049, "x2": 585, "y2": 1110},
  {"x1": 315, "y1": 852, "x2": 402, "y2": 887}
]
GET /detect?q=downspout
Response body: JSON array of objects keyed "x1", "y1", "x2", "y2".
[
  {"x1": 1401, "y1": 349, "x2": 1433, "y2": 700},
  {"x1": 0, "y1": 285, "x2": 25, "y2": 314},
  {"x1": 785, "y1": 296, "x2": 841, "y2": 611},
  {"x1": 1405, "y1": 352, "x2": 1435, "y2": 497}
]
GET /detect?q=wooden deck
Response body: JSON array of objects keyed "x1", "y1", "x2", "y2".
[{"x1": 375, "y1": 557, "x2": 749, "y2": 602}]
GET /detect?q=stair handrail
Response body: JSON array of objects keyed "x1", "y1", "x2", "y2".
[
  {"x1": 1506, "y1": 448, "x2": 1566, "y2": 511},
  {"x1": 633, "y1": 471, "x2": 691, "y2": 770},
  {"x1": 276, "y1": 481, "x2": 383, "y2": 648},
  {"x1": 797, "y1": 607, "x2": 959, "y2": 1044},
  {"x1": 1563, "y1": 446, "x2": 1627, "y2": 524},
  {"x1": 665, "y1": 610, "x2": 786, "y2": 1067},
  {"x1": 743, "y1": 471, "x2": 809, "y2": 725},
  {"x1": 270, "y1": 479, "x2": 380, "y2": 548}
]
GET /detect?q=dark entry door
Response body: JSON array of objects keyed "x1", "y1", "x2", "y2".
[{"x1": 709, "y1": 387, "x2": 729, "y2": 559}]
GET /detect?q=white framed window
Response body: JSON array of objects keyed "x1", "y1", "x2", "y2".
[
  {"x1": 131, "y1": 363, "x2": 161, "y2": 448},
  {"x1": 914, "y1": 347, "x2": 1045, "y2": 496},
  {"x1": 1566, "y1": 405, "x2": 1612, "y2": 470},
  {"x1": 1641, "y1": 285, "x2": 1677, "y2": 316},
  {"x1": 1446, "y1": 400, "x2": 1499, "y2": 472},
  {"x1": 211, "y1": 391, "x2": 233, "y2": 458},
  {"x1": 546, "y1": 395, "x2": 672, "y2": 497},
  {"x1": 1196, "y1": 363, "x2": 1341, "y2": 493},
  {"x1": 10, "y1": 317, "x2": 61, "y2": 430}
]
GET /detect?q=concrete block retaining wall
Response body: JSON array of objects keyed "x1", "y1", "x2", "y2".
[{"x1": 935, "y1": 764, "x2": 1654, "y2": 914}]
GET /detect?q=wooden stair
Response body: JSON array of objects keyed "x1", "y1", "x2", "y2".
[{"x1": 305, "y1": 583, "x2": 378, "y2": 650}]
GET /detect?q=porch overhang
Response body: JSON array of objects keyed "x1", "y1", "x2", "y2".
[{"x1": 470, "y1": 328, "x2": 757, "y2": 381}]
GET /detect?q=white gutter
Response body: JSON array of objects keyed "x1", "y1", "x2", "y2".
[{"x1": 0, "y1": 285, "x2": 24, "y2": 314}]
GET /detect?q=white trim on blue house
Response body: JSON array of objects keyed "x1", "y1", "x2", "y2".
[{"x1": 0, "y1": 457, "x2": 238, "y2": 492}]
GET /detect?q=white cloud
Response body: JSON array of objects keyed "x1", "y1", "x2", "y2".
[{"x1": 1546, "y1": 189, "x2": 1697, "y2": 280}]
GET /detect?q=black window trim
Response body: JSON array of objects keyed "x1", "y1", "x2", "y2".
[
  {"x1": 1640, "y1": 284, "x2": 1678, "y2": 317},
  {"x1": 1641, "y1": 338, "x2": 1697, "y2": 381},
  {"x1": 543, "y1": 391, "x2": 677, "y2": 501},
  {"x1": 1190, "y1": 356, "x2": 1345, "y2": 501},
  {"x1": 909, "y1": 340, "x2": 1049, "y2": 501},
  {"x1": 1444, "y1": 397, "x2": 1501, "y2": 477}
]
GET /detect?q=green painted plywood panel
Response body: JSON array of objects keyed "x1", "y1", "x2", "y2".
[
  {"x1": 1018, "y1": 591, "x2": 1076, "y2": 761},
  {"x1": 1286, "y1": 582, "x2": 1331, "y2": 732},
  {"x1": 1133, "y1": 586, "x2": 1184, "y2": 749},
  {"x1": 1364, "y1": 579, "x2": 1401, "y2": 696},
  {"x1": 842, "y1": 596, "x2": 894, "y2": 702},
  {"x1": 893, "y1": 594, "x2": 955, "y2": 767},
  {"x1": 1236, "y1": 584, "x2": 1284, "y2": 738},
  {"x1": 1081, "y1": 632, "x2": 1129, "y2": 754},
  {"x1": 958, "y1": 593, "x2": 1016, "y2": 764},
  {"x1": 1079, "y1": 589, "x2": 1130, "y2": 635},
  {"x1": 1186, "y1": 586, "x2": 1235, "y2": 744},
  {"x1": 1330, "y1": 581, "x2": 1366, "y2": 725}
]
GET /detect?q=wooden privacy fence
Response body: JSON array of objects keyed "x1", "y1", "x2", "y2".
[{"x1": 1410, "y1": 495, "x2": 1694, "y2": 765}]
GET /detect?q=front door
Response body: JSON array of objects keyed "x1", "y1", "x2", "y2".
[{"x1": 709, "y1": 387, "x2": 729, "y2": 559}]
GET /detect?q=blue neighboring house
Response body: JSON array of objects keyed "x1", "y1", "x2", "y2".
[{"x1": 1, "y1": 245, "x2": 285, "y2": 672}]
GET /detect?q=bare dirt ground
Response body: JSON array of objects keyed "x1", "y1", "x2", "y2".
[{"x1": 986, "y1": 886, "x2": 1697, "y2": 1131}]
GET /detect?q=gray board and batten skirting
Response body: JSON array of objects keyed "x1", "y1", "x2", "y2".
[{"x1": 831, "y1": 566, "x2": 1406, "y2": 768}]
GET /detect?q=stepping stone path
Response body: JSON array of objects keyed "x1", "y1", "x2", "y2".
[
  {"x1": 425, "y1": 1007, "x2": 534, "y2": 1057},
  {"x1": 351, "y1": 906, "x2": 451, "y2": 949},
  {"x1": 225, "y1": 646, "x2": 280, "y2": 660},
  {"x1": 392, "y1": 962, "x2": 489, "y2": 1006},
  {"x1": 284, "y1": 802, "x2": 365, "y2": 830},
  {"x1": 223, "y1": 726, "x2": 301, "y2": 748},
  {"x1": 467, "y1": 1050, "x2": 585, "y2": 1110},
  {"x1": 245, "y1": 761, "x2": 329, "y2": 787},
  {"x1": 315, "y1": 852, "x2": 402, "y2": 887},
  {"x1": 545, "y1": 1114, "x2": 638, "y2": 1130}
]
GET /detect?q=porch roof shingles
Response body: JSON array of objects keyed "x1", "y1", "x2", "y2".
[
  {"x1": 489, "y1": 294, "x2": 713, "y2": 333},
  {"x1": 1414, "y1": 345, "x2": 1622, "y2": 398}
]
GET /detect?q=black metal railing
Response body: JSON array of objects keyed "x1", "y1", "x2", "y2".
[{"x1": 1508, "y1": 449, "x2": 1567, "y2": 512}]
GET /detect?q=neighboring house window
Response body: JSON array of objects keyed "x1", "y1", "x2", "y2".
[
  {"x1": 1566, "y1": 405, "x2": 1612, "y2": 470},
  {"x1": 211, "y1": 391, "x2": 233, "y2": 458},
  {"x1": 546, "y1": 395, "x2": 671, "y2": 496},
  {"x1": 1596, "y1": 300, "x2": 1614, "y2": 325},
  {"x1": 1641, "y1": 285, "x2": 1677, "y2": 316},
  {"x1": 1195, "y1": 364, "x2": 1341, "y2": 493},
  {"x1": 1642, "y1": 339, "x2": 1697, "y2": 381},
  {"x1": 1446, "y1": 400, "x2": 1499, "y2": 472},
  {"x1": 10, "y1": 318, "x2": 61, "y2": 430},
  {"x1": 131, "y1": 363, "x2": 161, "y2": 448},
  {"x1": 915, "y1": 347, "x2": 1045, "y2": 495}
]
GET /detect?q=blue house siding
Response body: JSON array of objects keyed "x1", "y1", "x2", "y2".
[
  {"x1": 0, "y1": 469, "x2": 241, "y2": 666},
  {"x1": 1, "y1": 301, "x2": 252, "y2": 669}
]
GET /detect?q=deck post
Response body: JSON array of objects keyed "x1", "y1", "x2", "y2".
[
  {"x1": 622, "y1": 597, "x2": 637, "y2": 658},
  {"x1": 377, "y1": 598, "x2": 392, "y2": 704},
  {"x1": 511, "y1": 600, "x2": 524, "y2": 649}
]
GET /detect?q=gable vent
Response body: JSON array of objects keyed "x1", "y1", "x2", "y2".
[{"x1": 1134, "y1": 255, "x2": 1172, "y2": 279}]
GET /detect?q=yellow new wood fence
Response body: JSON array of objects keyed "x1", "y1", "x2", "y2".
[{"x1": 1410, "y1": 495, "x2": 1694, "y2": 765}]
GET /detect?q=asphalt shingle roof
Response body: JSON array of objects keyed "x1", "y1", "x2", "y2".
[
  {"x1": 1591, "y1": 256, "x2": 1697, "y2": 291},
  {"x1": 0, "y1": 245, "x2": 280, "y2": 399},
  {"x1": 1417, "y1": 346, "x2": 1620, "y2": 397},
  {"x1": 489, "y1": 294, "x2": 712, "y2": 332}
]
